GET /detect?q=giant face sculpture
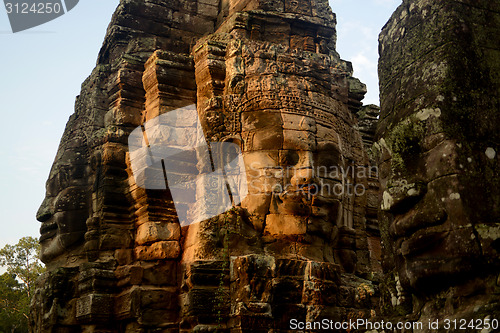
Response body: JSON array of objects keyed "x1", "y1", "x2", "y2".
[
  {"x1": 204, "y1": 40, "x2": 368, "y2": 268},
  {"x1": 377, "y1": 0, "x2": 500, "y2": 296},
  {"x1": 239, "y1": 110, "x2": 350, "y2": 263},
  {"x1": 36, "y1": 134, "x2": 92, "y2": 265},
  {"x1": 380, "y1": 128, "x2": 483, "y2": 292},
  {"x1": 32, "y1": 1, "x2": 382, "y2": 331}
]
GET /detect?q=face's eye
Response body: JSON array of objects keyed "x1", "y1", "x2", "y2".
[
  {"x1": 46, "y1": 169, "x2": 68, "y2": 197},
  {"x1": 54, "y1": 187, "x2": 89, "y2": 213},
  {"x1": 314, "y1": 142, "x2": 343, "y2": 179},
  {"x1": 280, "y1": 150, "x2": 299, "y2": 167},
  {"x1": 318, "y1": 154, "x2": 341, "y2": 167},
  {"x1": 316, "y1": 143, "x2": 341, "y2": 165},
  {"x1": 46, "y1": 164, "x2": 89, "y2": 197}
]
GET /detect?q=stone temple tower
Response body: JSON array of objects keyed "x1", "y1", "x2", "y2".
[
  {"x1": 376, "y1": 0, "x2": 500, "y2": 327},
  {"x1": 31, "y1": 0, "x2": 381, "y2": 331}
]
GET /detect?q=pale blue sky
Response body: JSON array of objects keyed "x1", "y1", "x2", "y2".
[{"x1": 0, "y1": 0, "x2": 400, "y2": 250}]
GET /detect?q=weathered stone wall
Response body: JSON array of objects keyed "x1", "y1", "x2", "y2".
[
  {"x1": 34, "y1": 0, "x2": 500, "y2": 330},
  {"x1": 32, "y1": 0, "x2": 219, "y2": 331},
  {"x1": 376, "y1": 0, "x2": 500, "y2": 328},
  {"x1": 31, "y1": 0, "x2": 381, "y2": 332}
]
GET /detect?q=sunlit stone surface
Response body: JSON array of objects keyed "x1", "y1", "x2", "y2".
[{"x1": 31, "y1": 0, "x2": 381, "y2": 331}]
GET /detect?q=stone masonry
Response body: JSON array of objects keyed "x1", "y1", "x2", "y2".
[
  {"x1": 376, "y1": 0, "x2": 500, "y2": 330},
  {"x1": 31, "y1": 0, "x2": 380, "y2": 332}
]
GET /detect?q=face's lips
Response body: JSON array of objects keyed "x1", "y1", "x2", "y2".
[
  {"x1": 390, "y1": 207, "x2": 447, "y2": 239},
  {"x1": 399, "y1": 227, "x2": 450, "y2": 257},
  {"x1": 40, "y1": 222, "x2": 58, "y2": 242},
  {"x1": 272, "y1": 183, "x2": 338, "y2": 218},
  {"x1": 274, "y1": 190, "x2": 311, "y2": 216},
  {"x1": 391, "y1": 207, "x2": 449, "y2": 258}
]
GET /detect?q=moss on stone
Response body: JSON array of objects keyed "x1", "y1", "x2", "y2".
[{"x1": 385, "y1": 116, "x2": 425, "y2": 173}]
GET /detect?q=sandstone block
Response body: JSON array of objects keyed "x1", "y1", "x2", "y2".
[
  {"x1": 241, "y1": 111, "x2": 283, "y2": 131},
  {"x1": 274, "y1": 259, "x2": 307, "y2": 277},
  {"x1": 243, "y1": 129, "x2": 284, "y2": 151},
  {"x1": 136, "y1": 222, "x2": 181, "y2": 245},
  {"x1": 99, "y1": 228, "x2": 133, "y2": 250},
  {"x1": 302, "y1": 280, "x2": 338, "y2": 305},
  {"x1": 76, "y1": 294, "x2": 113, "y2": 322},
  {"x1": 135, "y1": 241, "x2": 181, "y2": 260},
  {"x1": 242, "y1": 150, "x2": 279, "y2": 173},
  {"x1": 142, "y1": 261, "x2": 178, "y2": 286},
  {"x1": 114, "y1": 287, "x2": 139, "y2": 320},
  {"x1": 115, "y1": 265, "x2": 144, "y2": 287},
  {"x1": 231, "y1": 255, "x2": 274, "y2": 303},
  {"x1": 281, "y1": 113, "x2": 317, "y2": 132},
  {"x1": 139, "y1": 288, "x2": 178, "y2": 310},
  {"x1": 307, "y1": 261, "x2": 341, "y2": 282},
  {"x1": 198, "y1": 2, "x2": 219, "y2": 17},
  {"x1": 264, "y1": 214, "x2": 307, "y2": 235},
  {"x1": 114, "y1": 249, "x2": 133, "y2": 265},
  {"x1": 186, "y1": 287, "x2": 230, "y2": 317},
  {"x1": 283, "y1": 129, "x2": 316, "y2": 150},
  {"x1": 139, "y1": 309, "x2": 178, "y2": 326},
  {"x1": 241, "y1": 193, "x2": 272, "y2": 217}
]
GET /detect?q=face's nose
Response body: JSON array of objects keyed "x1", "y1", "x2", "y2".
[
  {"x1": 290, "y1": 151, "x2": 315, "y2": 187},
  {"x1": 36, "y1": 197, "x2": 53, "y2": 222}
]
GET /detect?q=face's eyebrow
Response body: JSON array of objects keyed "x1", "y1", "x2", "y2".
[{"x1": 317, "y1": 141, "x2": 340, "y2": 151}]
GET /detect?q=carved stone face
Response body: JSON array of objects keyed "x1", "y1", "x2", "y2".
[
  {"x1": 36, "y1": 145, "x2": 91, "y2": 264},
  {"x1": 380, "y1": 116, "x2": 484, "y2": 292},
  {"x1": 239, "y1": 108, "x2": 357, "y2": 262},
  {"x1": 209, "y1": 41, "x2": 367, "y2": 265},
  {"x1": 377, "y1": 0, "x2": 500, "y2": 299},
  {"x1": 242, "y1": 111, "x2": 343, "y2": 232}
]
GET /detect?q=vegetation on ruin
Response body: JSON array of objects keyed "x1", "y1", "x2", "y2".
[
  {"x1": 385, "y1": 116, "x2": 425, "y2": 174},
  {"x1": 0, "y1": 236, "x2": 45, "y2": 333}
]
